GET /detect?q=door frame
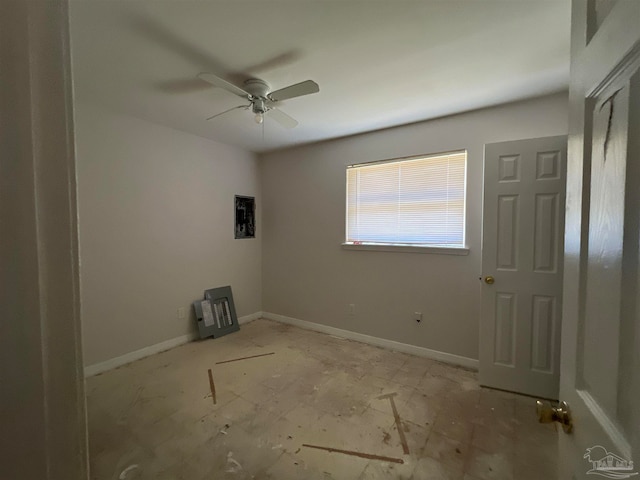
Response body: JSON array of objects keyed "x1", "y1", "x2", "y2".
[{"x1": 0, "y1": 1, "x2": 88, "y2": 478}]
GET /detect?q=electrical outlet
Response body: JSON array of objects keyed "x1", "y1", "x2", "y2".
[
  {"x1": 177, "y1": 307, "x2": 186, "y2": 320},
  {"x1": 414, "y1": 311, "x2": 422, "y2": 323},
  {"x1": 348, "y1": 304, "x2": 356, "y2": 315}
]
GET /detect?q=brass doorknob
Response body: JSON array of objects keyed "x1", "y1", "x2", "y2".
[
  {"x1": 536, "y1": 400, "x2": 573, "y2": 433},
  {"x1": 484, "y1": 276, "x2": 495, "y2": 284}
]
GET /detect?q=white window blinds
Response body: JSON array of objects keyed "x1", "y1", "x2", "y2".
[{"x1": 346, "y1": 151, "x2": 467, "y2": 247}]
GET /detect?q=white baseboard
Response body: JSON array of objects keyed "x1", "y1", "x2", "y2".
[
  {"x1": 84, "y1": 311, "x2": 476, "y2": 377},
  {"x1": 262, "y1": 312, "x2": 478, "y2": 370},
  {"x1": 84, "y1": 311, "x2": 263, "y2": 377},
  {"x1": 239, "y1": 311, "x2": 263, "y2": 325},
  {"x1": 84, "y1": 332, "x2": 197, "y2": 377}
]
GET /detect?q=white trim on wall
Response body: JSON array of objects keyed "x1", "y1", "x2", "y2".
[
  {"x1": 238, "y1": 311, "x2": 263, "y2": 324},
  {"x1": 85, "y1": 311, "x2": 477, "y2": 377},
  {"x1": 84, "y1": 312, "x2": 262, "y2": 377},
  {"x1": 84, "y1": 332, "x2": 198, "y2": 377},
  {"x1": 262, "y1": 312, "x2": 479, "y2": 370}
]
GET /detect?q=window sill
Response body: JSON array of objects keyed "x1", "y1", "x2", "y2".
[{"x1": 341, "y1": 243, "x2": 470, "y2": 255}]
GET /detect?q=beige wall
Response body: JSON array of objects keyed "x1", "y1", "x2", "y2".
[
  {"x1": 260, "y1": 93, "x2": 569, "y2": 361},
  {"x1": 76, "y1": 103, "x2": 261, "y2": 366},
  {"x1": 76, "y1": 93, "x2": 568, "y2": 367}
]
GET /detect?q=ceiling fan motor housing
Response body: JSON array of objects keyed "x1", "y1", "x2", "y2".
[
  {"x1": 244, "y1": 78, "x2": 270, "y2": 97},
  {"x1": 243, "y1": 78, "x2": 271, "y2": 114}
]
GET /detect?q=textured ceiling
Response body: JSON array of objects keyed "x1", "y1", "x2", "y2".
[{"x1": 69, "y1": 0, "x2": 571, "y2": 153}]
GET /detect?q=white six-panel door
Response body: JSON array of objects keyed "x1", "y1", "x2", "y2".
[
  {"x1": 560, "y1": 2, "x2": 640, "y2": 478},
  {"x1": 480, "y1": 136, "x2": 567, "y2": 399}
]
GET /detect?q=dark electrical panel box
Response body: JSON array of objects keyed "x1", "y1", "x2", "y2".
[{"x1": 193, "y1": 285, "x2": 240, "y2": 339}]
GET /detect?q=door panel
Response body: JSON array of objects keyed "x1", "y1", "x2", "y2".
[
  {"x1": 495, "y1": 293, "x2": 516, "y2": 366},
  {"x1": 560, "y1": 1, "x2": 639, "y2": 478},
  {"x1": 481, "y1": 136, "x2": 567, "y2": 399},
  {"x1": 531, "y1": 295, "x2": 556, "y2": 373},
  {"x1": 536, "y1": 150, "x2": 561, "y2": 180},
  {"x1": 498, "y1": 154, "x2": 521, "y2": 182},
  {"x1": 534, "y1": 193, "x2": 560, "y2": 272},
  {"x1": 497, "y1": 195, "x2": 519, "y2": 269},
  {"x1": 582, "y1": 83, "x2": 628, "y2": 416}
]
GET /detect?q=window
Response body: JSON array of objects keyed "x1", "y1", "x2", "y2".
[{"x1": 345, "y1": 150, "x2": 467, "y2": 249}]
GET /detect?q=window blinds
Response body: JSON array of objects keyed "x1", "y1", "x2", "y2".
[{"x1": 346, "y1": 151, "x2": 467, "y2": 246}]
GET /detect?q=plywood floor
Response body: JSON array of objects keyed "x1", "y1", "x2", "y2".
[{"x1": 87, "y1": 319, "x2": 558, "y2": 479}]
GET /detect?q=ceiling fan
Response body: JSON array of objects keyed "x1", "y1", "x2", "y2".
[{"x1": 197, "y1": 72, "x2": 319, "y2": 129}]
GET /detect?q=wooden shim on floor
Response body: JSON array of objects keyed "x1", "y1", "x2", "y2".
[
  {"x1": 378, "y1": 392, "x2": 410, "y2": 455},
  {"x1": 215, "y1": 352, "x2": 275, "y2": 365},
  {"x1": 207, "y1": 368, "x2": 217, "y2": 405},
  {"x1": 301, "y1": 444, "x2": 404, "y2": 464}
]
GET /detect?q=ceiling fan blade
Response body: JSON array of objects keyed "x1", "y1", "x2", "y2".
[
  {"x1": 156, "y1": 78, "x2": 211, "y2": 94},
  {"x1": 206, "y1": 105, "x2": 250, "y2": 121},
  {"x1": 198, "y1": 73, "x2": 250, "y2": 98},
  {"x1": 268, "y1": 108, "x2": 298, "y2": 129},
  {"x1": 268, "y1": 80, "x2": 319, "y2": 102},
  {"x1": 242, "y1": 50, "x2": 302, "y2": 76}
]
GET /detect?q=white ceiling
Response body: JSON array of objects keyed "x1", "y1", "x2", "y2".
[{"x1": 69, "y1": 0, "x2": 571, "y2": 153}]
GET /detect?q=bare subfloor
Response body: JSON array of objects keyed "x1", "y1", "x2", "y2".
[{"x1": 87, "y1": 319, "x2": 558, "y2": 480}]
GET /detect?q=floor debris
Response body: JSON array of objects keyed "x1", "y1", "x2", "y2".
[
  {"x1": 301, "y1": 444, "x2": 404, "y2": 464},
  {"x1": 87, "y1": 319, "x2": 555, "y2": 479},
  {"x1": 207, "y1": 368, "x2": 217, "y2": 405},
  {"x1": 226, "y1": 453, "x2": 243, "y2": 473},
  {"x1": 215, "y1": 352, "x2": 275, "y2": 365},
  {"x1": 378, "y1": 392, "x2": 410, "y2": 454},
  {"x1": 118, "y1": 464, "x2": 139, "y2": 479}
]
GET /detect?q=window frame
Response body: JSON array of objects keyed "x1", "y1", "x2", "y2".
[{"x1": 343, "y1": 150, "x2": 469, "y2": 254}]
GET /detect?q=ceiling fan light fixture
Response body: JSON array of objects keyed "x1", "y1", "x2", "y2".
[{"x1": 199, "y1": 72, "x2": 318, "y2": 129}]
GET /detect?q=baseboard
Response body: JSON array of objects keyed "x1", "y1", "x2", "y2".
[
  {"x1": 84, "y1": 311, "x2": 263, "y2": 377},
  {"x1": 262, "y1": 312, "x2": 478, "y2": 370},
  {"x1": 239, "y1": 311, "x2": 263, "y2": 325},
  {"x1": 83, "y1": 332, "x2": 197, "y2": 377},
  {"x1": 84, "y1": 311, "x2": 475, "y2": 377}
]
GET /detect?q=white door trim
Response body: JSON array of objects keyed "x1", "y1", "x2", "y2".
[{"x1": 0, "y1": 1, "x2": 88, "y2": 478}]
